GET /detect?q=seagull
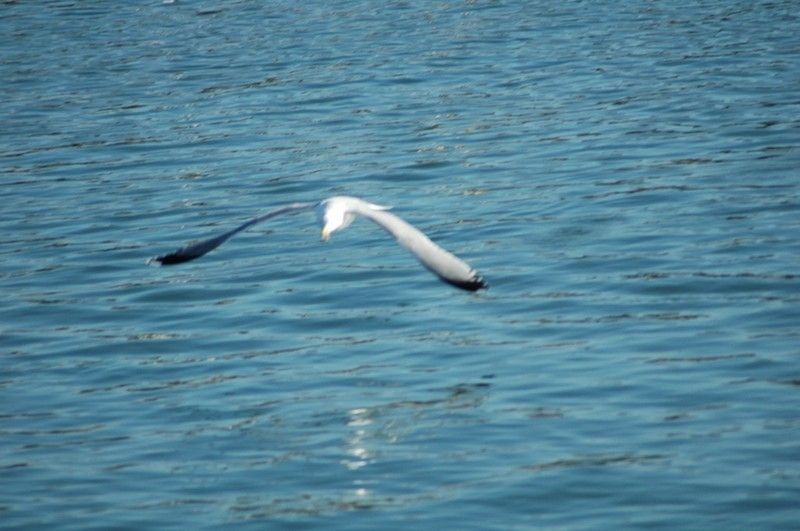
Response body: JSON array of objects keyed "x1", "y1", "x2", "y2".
[{"x1": 150, "y1": 196, "x2": 487, "y2": 291}]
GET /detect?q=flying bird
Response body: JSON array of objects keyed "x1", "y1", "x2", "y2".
[{"x1": 150, "y1": 196, "x2": 487, "y2": 291}]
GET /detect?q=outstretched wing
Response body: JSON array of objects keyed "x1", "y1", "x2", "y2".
[
  {"x1": 149, "y1": 202, "x2": 316, "y2": 265},
  {"x1": 356, "y1": 204, "x2": 487, "y2": 291}
]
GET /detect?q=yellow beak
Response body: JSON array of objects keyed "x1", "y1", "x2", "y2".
[{"x1": 321, "y1": 228, "x2": 330, "y2": 241}]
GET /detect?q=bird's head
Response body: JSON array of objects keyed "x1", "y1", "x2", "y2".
[{"x1": 317, "y1": 198, "x2": 355, "y2": 241}]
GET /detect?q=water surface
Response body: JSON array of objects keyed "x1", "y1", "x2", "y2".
[{"x1": 2, "y1": 1, "x2": 799, "y2": 529}]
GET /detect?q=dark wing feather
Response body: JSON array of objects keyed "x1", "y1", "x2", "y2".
[{"x1": 149, "y1": 202, "x2": 315, "y2": 265}]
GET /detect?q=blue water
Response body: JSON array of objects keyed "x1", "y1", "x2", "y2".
[{"x1": 2, "y1": 1, "x2": 799, "y2": 529}]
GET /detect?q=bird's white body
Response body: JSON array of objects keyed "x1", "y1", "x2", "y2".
[{"x1": 317, "y1": 196, "x2": 390, "y2": 241}]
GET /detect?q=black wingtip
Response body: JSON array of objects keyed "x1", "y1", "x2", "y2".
[
  {"x1": 442, "y1": 274, "x2": 488, "y2": 292},
  {"x1": 147, "y1": 251, "x2": 202, "y2": 266},
  {"x1": 149, "y1": 255, "x2": 175, "y2": 265}
]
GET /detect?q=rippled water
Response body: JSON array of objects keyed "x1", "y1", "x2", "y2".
[{"x1": 2, "y1": 1, "x2": 799, "y2": 529}]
